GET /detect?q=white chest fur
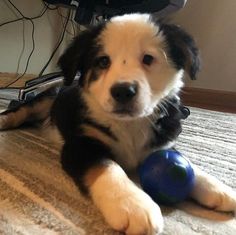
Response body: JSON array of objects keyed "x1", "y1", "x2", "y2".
[{"x1": 109, "y1": 118, "x2": 154, "y2": 170}]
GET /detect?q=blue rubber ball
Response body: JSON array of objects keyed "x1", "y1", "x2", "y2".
[{"x1": 139, "y1": 150, "x2": 195, "y2": 205}]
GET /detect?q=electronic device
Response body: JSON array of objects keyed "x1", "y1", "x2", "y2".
[
  {"x1": 43, "y1": 0, "x2": 186, "y2": 25},
  {"x1": 0, "y1": 73, "x2": 80, "y2": 113}
]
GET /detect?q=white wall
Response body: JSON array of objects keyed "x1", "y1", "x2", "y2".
[
  {"x1": 173, "y1": 0, "x2": 236, "y2": 92},
  {"x1": 0, "y1": 0, "x2": 75, "y2": 76}
]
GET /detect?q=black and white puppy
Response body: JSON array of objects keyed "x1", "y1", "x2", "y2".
[{"x1": 1, "y1": 14, "x2": 236, "y2": 235}]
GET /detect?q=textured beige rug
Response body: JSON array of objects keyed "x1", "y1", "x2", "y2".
[{"x1": 0, "y1": 107, "x2": 235, "y2": 235}]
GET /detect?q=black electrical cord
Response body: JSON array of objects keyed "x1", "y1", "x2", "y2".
[
  {"x1": 70, "y1": 11, "x2": 76, "y2": 36},
  {"x1": 0, "y1": 17, "x2": 24, "y2": 27},
  {"x1": 4, "y1": 21, "x2": 35, "y2": 88},
  {"x1": 3, "y1": 0, "x2": 37, "y2": 88},
  {"x1": 57, "y1": 9, "x2": 76, "y2": 36},
  {"x1": 43, "y1": 1, "x2": 58, "y2": 10},
  {"x1": 38, "y1": 10, "x2": 71, "y2": 77},
  {"x1": 0, "y1": 2, "x2": 48, "y2": 27}
]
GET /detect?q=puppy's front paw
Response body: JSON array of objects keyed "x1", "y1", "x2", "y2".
[
  {"x1": 88, "y1": 163, "x2": 163, "y2": 234},
  {"x1": 200, "y1": 185, "x2": 236, "y2": 214},
  {"x1": 191, "y1": 167, "x2": 236, "y2": 214},
  {"x1": 98, "y1": 184, "x2": 163, "y2": 235}
]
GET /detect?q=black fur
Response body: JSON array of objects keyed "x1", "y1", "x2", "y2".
[
  {"x1": 58, "y1": 23, "x2": 106, "y2": 86},
  {"x1": 51, "y1": 85, "x2": 117, "y2": 141},
  {"x1": 51, "y1": 86, "x2": 86, "y2": 140},
  {"x1": 61, "y1": 136, "x2": 113, "y2": 194},
  {"x1": 51, "y1": 85, "x2": 116, "y2": 193},
  {"x1": 160, "y1": 23, "x2": 201, "y2": 80},
  {"x1": 150, "y1": 98, "x2": 188, "y2": 148},
  {"x1": 83, "y1": 118, "x2": 118, "y2": 141}
]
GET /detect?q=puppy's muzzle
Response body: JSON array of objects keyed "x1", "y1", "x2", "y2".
[{"x1": 110, "y1": 82, "x2": 139, "y2": 116}]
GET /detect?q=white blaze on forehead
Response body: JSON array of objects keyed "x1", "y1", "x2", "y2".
[
  {"x1": 99, "y1": 14, "x2": 163, "y2": 58},
  {"x1": 111, "y1": 13, "x2": 151, "y2": 23}
]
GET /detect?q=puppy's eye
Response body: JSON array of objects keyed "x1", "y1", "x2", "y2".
[
  {"x1": 96, "y1": 56, "x2": 111, "y2": 69},
  {"x1": 142, "y1": 54, "x2": 154, "y2": 66}
]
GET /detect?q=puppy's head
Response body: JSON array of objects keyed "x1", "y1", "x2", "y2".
[{"x1": 58, "y1": 14, "x2": 200, "y2": 119}]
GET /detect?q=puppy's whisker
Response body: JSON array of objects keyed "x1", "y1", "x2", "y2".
[
  {"x1": 140, "y1": 128, "x2": 147, "y2": 139},
  {"x1": 159, "y1": 49, "x2": 170, "y2": 65},
  {"x1": 162, "y1": 97, "x2": 179, "y2": 111},
  {"x1": 145, "y1": 116, "x2": 159, "y2": 132},
  {"x1": 149, "y1": 106, "x2": 160, "y2": 120},
  {"x1": 144, "y1": 108, "x2": 161, "y2": 133},
  {"x1": 133, "y1": 118, "x2": 148, "y2": 138},
  {"x1": 158, "y1": 103, "x2": 169, "y2": 117}
]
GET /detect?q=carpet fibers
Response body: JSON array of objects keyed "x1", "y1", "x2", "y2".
[{"x1": 0, "y1": 107, "x2": 235, "y2": 235}]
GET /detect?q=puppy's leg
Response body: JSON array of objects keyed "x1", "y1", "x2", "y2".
[
  {"x1": 0, "y1": 97, "x2": 54, "y2": 130},
  {"x1": 85, "y1": 161, "x2": 163, "y2": 235},
  {"x1": 61, "y1": 137, "x2": 163, "y2": 235},
  {"x1": 191, "y1": 165, "x2": 236, "y2": 214}
]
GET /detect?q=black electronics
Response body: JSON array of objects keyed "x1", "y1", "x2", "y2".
[
  {"x1": 0, "y1": 73, "x2": 80, "y2": 113},
  {"x1": 44, "y1": 0, "x2": 171, "y2": 25}
]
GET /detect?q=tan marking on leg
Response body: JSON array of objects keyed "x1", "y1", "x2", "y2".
[
  {"x1": 84, "y1": 163, "x2": 109, "y2": 188},
  {"x1": 0, "y1": 107, "x2": 30, "y2": 130},
  {"x1": 31, "y1": 98, "x2": 54, "y2": 120},
  {"x1": 0, "y1": 98, "x2": 54, "y2": 130}
]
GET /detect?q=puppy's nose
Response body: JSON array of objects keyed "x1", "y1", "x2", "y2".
[{"x1": 111, "y1": 83, "x2": 138, "y2": 104}]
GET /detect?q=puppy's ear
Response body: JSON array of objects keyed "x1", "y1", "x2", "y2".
[
  {"x1": 58, "y1": 24, "x2": 105, "y2": 86},
  {"x1": 58, "y1": 35, "x2": 84, "y2": 86},
  {"x1": 160, "y1": 23, "x2": 201, "y2": 80}
]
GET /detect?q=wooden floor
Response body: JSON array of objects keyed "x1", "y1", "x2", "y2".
[{"x1": 0, "y1": 73, "x2": 35, "y2": 88}]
